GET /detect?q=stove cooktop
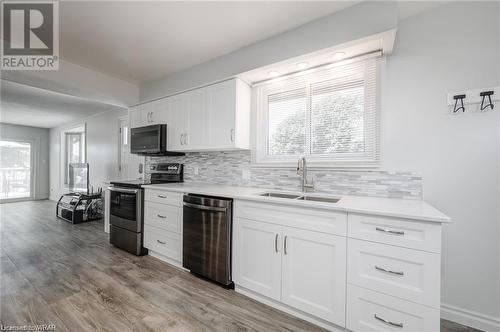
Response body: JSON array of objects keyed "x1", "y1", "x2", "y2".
[{"x1": 110, "y1": 163, "x2": 183, "y2": 188}]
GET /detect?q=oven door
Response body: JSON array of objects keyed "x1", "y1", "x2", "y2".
[{"x1": 108, "y1": 187, "x2": 142, "y2": 232}]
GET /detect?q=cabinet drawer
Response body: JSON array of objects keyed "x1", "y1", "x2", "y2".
[
  {"x1": 145, "y1": 189, "x2": 183, "y2": 207},
  {"x1": 144, "y1": 201, "x2": 182, "y2": 234},
  {"x1": 348, "y1": 213, "x2": 441, "y2": 253},
  {"x1": 347, "y1": 285, "x2": 440, "y2": 332},
  {"x1": 144, "y1": 225, "x2": 182, "y2": 262},
  {"x1": 347, "y1": 239, "x2": 440, "y2": 308},
  {"x1": 234, "y1": 200, "x2": 347, "y2": 236}
]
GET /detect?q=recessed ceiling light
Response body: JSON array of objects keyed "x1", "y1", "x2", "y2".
[
  {"x1": 331, "y1": 52, "x2": 346, "y2": 60},
  {"x1": 296, "y1": 62, "x2": 309, "y2": 70},
  {"x1": 268, "y1": 71, "x2": 280, "y2": 77}
]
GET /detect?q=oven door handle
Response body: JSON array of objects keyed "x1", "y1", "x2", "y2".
[
  {"x1": 108, "y1": 187, "x2": 139, "y2": 194},
  {"x1": 183, "y1": 202, "x2": 227, "y2": 213}
]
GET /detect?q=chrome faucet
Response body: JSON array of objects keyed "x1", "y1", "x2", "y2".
[{"x1": 297, "y1": 157, "x2": 314, "y2": 192}]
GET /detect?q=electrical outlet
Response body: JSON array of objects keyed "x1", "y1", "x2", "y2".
[
  {"x1": 242, "y1": 169, "x2": 251, "y2": 180},
  {"x1": 194, "y1": 166, "x2": 199, "y2": 175}
]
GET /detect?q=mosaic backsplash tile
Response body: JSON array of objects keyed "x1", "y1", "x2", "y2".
[{"x1": 146, "y1": 151, "x2": 422, "y2": 200}]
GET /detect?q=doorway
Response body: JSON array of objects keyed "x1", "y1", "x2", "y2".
[{"x1": 0, "y1": 140, "x2": 33, "y2": 201}]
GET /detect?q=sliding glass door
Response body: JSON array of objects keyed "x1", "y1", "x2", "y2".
[{"x1": 0, "y1": 140, "x2": 33, "y2": 201}]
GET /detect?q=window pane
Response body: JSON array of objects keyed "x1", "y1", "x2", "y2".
[
  {"x1": 268, "y1": 89, "x2": 308, "y2": 156},
  {"x1": 0, "y1": 140, "x2": 31, "y2": 199},
  {"x1": 311, "y1": 82, "x2": 364, "y2": 154}
]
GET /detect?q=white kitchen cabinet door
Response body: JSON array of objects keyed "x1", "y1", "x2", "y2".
[
  {"x1": 151, "y1": 98, "x2": 169, "y2": 125},
  {"x1": 142, "y1": 102, "x2": 153, "y2": 125},
  {"x1": 184, "y1": 89, "x2": 206, "y2": 150},
  {"x1": 233, "y1": 218, "x2": 282, "y2": 301},
  {"x1": 129, "y1": 105, "x2": 145, "y2": 128},
  {"x1": 206, "y1": 78, "x2": 250, "y2": 150},
  {"x1": 281, "y1": 227, "x2": 347, "y2": 326},
  {"x1": 167, "y1": 95, "x2": 189, "y2": 151},
  {"x1": 206, "y1": 79, "x2": 236, "y2": 149}
]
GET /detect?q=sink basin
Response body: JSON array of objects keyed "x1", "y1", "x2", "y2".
[
  {"x1": 297, "y1": 195, "x2": 341, "y2": 203},
  {"x1": 259, "y1": 192, "x2": 301, "y2": 199}
]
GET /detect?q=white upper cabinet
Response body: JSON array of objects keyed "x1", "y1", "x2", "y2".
[
  {"x1": 205, "y1": 78, "x2": 250, "y2": 150},
  {"x1": 130, "y1": 78, "x2": 251, "y2": 151},
  {"x1": 129, "y1": 102, "x2": 155, "y2": 128},
  {"x1": 184, "y1": 88, "x2": 207, "y2": 150},
  {"x1": 167, "y1": 94, "x2": 189, "y2": 151},
  {"x1": 151, "y1": 98, "x2": 169, "y2": 126}
]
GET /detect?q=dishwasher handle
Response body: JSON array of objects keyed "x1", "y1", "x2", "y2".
[{"x1": 183, "y1": 202, "x2": 227, "y2": 213}]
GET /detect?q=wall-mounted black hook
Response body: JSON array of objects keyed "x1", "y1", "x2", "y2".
[
  {"x1": 453, "y1": 94, "x2": 466, "y2": 113},
  {"x1": 480, "y1": 91, "x2": 494, "y2": 110}
]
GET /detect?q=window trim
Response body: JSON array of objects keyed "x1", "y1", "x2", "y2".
[{"x1": 253, "y1": 53, "x2": 381, "y2": 169}]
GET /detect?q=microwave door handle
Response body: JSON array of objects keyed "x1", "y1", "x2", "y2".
[{"x1": 108, "y1": 187, "x2": 139, "y2": 194}]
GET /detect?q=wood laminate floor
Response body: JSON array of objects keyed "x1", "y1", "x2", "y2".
[{"x1": 0, "y1": 200, "x2": 482, "y2": 332}]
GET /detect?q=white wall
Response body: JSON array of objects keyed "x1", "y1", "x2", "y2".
[
  {"x1": 0, "y1": 123, "x2": 50, "y2": 200},
  {"x1": 140, "y1": 1, "x2": 398, "y2": 102},
  {"x1": 139, "y1": 1, "x2": 500, "y2": 328},
  {"x1": 381, "y1": 2, "x2": 499, "y2": 327},
  {"x1": 49, "y1": 109, "x2": 127, "y2": 200}
]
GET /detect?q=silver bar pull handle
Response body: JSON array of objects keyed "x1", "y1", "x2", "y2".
[
  {"x1": 108, "y1": 187, "x2": 139, "y2": 194},
  {"x1": 183, "y1": 202, "x2": 227, "y2": 212},
  {"x1": 157, "y1": 240, "x2": 166, "y2": 245},
  {"x1": 374, "y1": 314, "x2": 403, "y2": 328},
  {"x1": 375, "y1": 265, "x2": 404, "y2": 276},
  {"x1": 157, "y1": 214, "x2": 166, "y2": 219},
  {"x1": 275, "y1": 234, "x2": 279, "y2": 253},
  {"x1": 157, "y1": 195, "x2": 167, "y2": 198},
  {"x1": 284, "y1": 235, "x2": 288, "y2": 255},
  {"x1": 376, "y1": 227, "x2": 405, "y2": 236}
]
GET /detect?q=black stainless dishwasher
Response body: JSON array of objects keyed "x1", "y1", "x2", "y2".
[{"x1": 182, "y1": 194, "x2": 233, "y2": 286}]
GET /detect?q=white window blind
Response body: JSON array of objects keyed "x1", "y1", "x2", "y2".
[{"x1": 256, "y1": 53, "x2": 380, "y2": 167}]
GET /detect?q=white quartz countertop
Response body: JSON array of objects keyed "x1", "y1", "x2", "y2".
[{"x1": 142, "y1": 182, "x2": 451, "y2": 223}]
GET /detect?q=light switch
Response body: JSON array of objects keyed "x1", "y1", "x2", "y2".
[{"x1": 242, "y1": 169, "x2": 251, "y2": 180}]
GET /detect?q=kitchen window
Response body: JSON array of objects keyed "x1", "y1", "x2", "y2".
[{"x1": 255, "y1": 53, "x2": 380, "y2": 167}]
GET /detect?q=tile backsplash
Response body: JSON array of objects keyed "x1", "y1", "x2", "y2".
[{"x1": 146, "y1": 151, "x2": 422, "y2": 200}]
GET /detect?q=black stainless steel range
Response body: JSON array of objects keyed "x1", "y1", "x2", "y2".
[{"x1": 108, "y1": 163, "x2": 183, "y2": 255}]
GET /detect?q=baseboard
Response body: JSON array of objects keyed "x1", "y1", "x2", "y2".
[
  {"x1": 441, "y1": 302, "x2": 500, "y2": 332},
  {"x1": 148, "y1": 250, "x2": 188, "y2": 271}
]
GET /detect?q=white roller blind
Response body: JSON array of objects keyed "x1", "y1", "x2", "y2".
[{"x1": 258, "y1": 53, "x2": 380, "y2": 167}]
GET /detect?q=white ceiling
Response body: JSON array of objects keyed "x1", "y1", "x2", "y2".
[
  {"x1": 60, "y1": 1, "x2": 359, "y2": 83},
  {"x1": 0, "y1": 80, "x2": 125, "y2": 128}
]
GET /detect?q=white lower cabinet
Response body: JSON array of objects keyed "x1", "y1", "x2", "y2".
[
  {"x1": 144, "y1": 225, "x2": 182, "y2": 262},
  {"x1": 233, "y1": 210, "x2": 347, "y2": 328},
  {"x1": 233, "y1": 200, "x2": 444, "y2": 332},
  {"x1": 281, "y1": 227, "x2": 346, "y2": 325},
  {"x1": 233, "y1": 218, "x2": 282, "y2": 301},
  {"x1": 144, "y1": 189, "x2": 183, "y2": 267},
  {"x1": 347, "y1": 285, "x2": 440, "y2": 332},
  {"x1": 347, "y1": 238, "x2": 441, "y2": 307}
]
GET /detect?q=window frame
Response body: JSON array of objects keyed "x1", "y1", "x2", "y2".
[{"x1": 254, "y1": 53, "x2": 381, "y2": 169}]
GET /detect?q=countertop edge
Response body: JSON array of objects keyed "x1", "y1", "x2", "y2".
[{"x1": 142, "y1": 184, "x2": 451, "y2": 224}]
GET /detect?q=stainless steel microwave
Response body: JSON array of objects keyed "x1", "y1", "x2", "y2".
[
  {"x1": 130, "y1": 124, "x2": 169, "y2": 155},
  {"x1": 130, "y1": 124, "x2": 185, "y2": 156}
]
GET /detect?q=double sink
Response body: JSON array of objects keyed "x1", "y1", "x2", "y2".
[{"x1": 258, "y1": 192, "x2": 341, "y2": 204}]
